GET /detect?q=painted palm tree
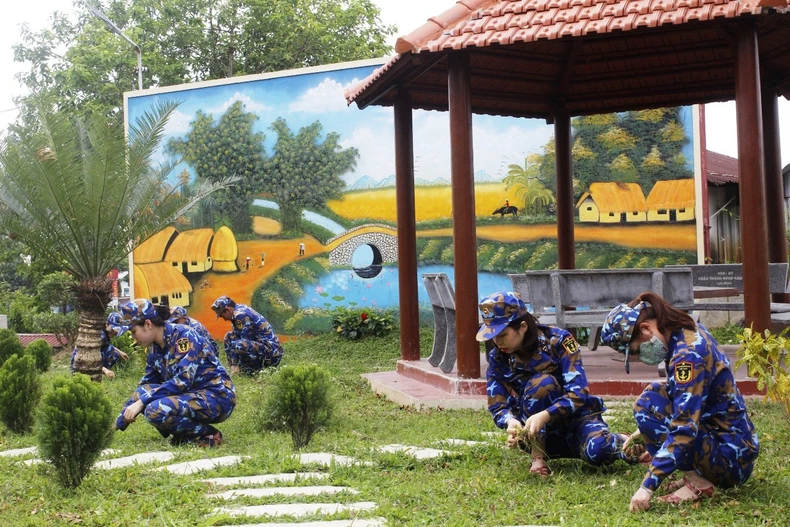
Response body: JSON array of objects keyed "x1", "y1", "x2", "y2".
[
  {"x1": 0, "y1": 100, "x2": 235, "y2": 381},
  {"x1": 504, "y1": 154, "x2": 555, "y2": 214}
]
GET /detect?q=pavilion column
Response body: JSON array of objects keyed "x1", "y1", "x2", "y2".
[
  {"x1": 394, "y1": 91, "x2": 420, "y2": 360},
  {"x1": 735, "y1": 22, "x2": 771, "y2": 331},
  {"x1": 761, "y1": 83, "x2": 790, "y2": 303},
  {"x1": 555, "y1": 105, "x2": 575, "y2": 269},
  {"x1": 448, "y1": 52, "x2": 480, "y2": 379}
]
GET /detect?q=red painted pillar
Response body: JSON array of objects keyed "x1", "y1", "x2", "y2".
[
  {"x1": 761, "y1": 83, "x2": 790, "y2": 303},
  {"x1": 735, "y1": 22, "x2": 771, "y2": 331},
  {"x1": 699, "y1": 105, "x2": 711, "y2": 263},
  {"x1": 394, "y1": 91, "x2": 421, "y2": 360},
  {"x1": 555, "y1": 105, "x2": 575, "y2": 269},
  {"x1": 448, "y1": 52, "x2": 480, "y2": 379}
]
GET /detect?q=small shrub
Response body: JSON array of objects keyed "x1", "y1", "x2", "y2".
[
  {"x1": 710, "y1": 323, "x2": 743, "y2": 345},
  {"x1": 331, "y1": 307, "x2": 395, "y2": 340},
  {"x1": 0, "y1": 328, "x2": 25, "y2": 367},
  {"x1": 0, "y1": 353, "x2": 40, "y2": 434},
  {"x1": 26, "y1": 339, "x2": 53, "y2": 373},
  {"x1": 736, "y1": 326, "x2": 790, "y2": 418},
  {"x1": 111, "y1": 332, "x2": 145, "y2": 372},
  {"x1": 262, "y1": 364, "x2": 333, "y2": 449},
  {"x1": 37, "y1": 374, "x2": 115, "y2": 488}
]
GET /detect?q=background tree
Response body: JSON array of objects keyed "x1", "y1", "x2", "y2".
[
  {"x1": 0, "y1": 100, "x2": 234, "y2": 381},
  {"x1": 11, "y1": 0, "x2": 395, "y2": 125},
  {"x1": 262, "y1": 118, "x2": 359, "y2": 233},
  {"x1": 167, "y1": 101, "x2": 265, "y2": 234},
  {"x1": 504, "y1": 154, "x2": 555, "y2": 215}
]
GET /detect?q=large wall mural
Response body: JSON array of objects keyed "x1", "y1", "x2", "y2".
[{"x1": 125, "y1": 59, "x2": 699, "y2": 338}]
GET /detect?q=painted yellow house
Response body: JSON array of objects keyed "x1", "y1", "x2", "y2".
[
  {"x1": 133, "y1": 226, "x2": 178, "y2": 263},
  {"x1": 646, "y1": 179, "x2": 695, "y2": 222},
  {"x1": 576, "y1": 182, "x2": 647, "y2": 223},
  {"x1": 134, "y1": 262, "x2": 193, "y2": 307},
  {"x1": 210, "y1": 226, "x2": 239, "y2": 272},
  {"x1": 163, "y1": 228, "x2": 214, "y2": 273}
]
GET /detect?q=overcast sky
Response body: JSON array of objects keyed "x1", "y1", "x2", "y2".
[{"x1": 1, "y1": 0, "x2": 788, "y2": 165}]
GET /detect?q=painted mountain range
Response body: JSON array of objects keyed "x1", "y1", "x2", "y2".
[{"x1": 346, "y1": 170, "x2": 500, "y2": 191}]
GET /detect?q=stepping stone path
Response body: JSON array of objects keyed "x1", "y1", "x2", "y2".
[
  {"x1": 376, "y1": 444, "x2": 454, "y2": 459},
  {"x1": 224, "y1": 521, "x2": 385, "y2": 527},
  {"x1": 200, "y1": 472, "x2": 329, "y2": 486},
  {"x1": 209, "y1": 485, "x2": 358, "y2": 500},
  {"x1": 94, "y1": 452, "x2": 175, "y2": 470},
  {"x1": 0, "y1": 447, "x2": 37, "y2": 457},
  {"x1": 158, "y1": 455, "x2": 247, "y2": 475},
  {"x1": 214, "y1": 502, "x2": 378, "y2": 519}
]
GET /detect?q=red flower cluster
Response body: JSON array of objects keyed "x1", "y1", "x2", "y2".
[{"x1": 360, "y1": 313, "x2": 368, "y2": 321}]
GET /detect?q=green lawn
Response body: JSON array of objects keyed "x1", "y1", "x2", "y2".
[{"x1": 1, "y1": 329, "x2": 788, "y2": 526}]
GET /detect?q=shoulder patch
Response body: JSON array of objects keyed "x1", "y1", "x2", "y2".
[
  {"x1": 176, "y1": 338, "x2": 190, "y2": 353},
  {"x1": 235, "y1": 319, "x2": 243, "y2": 330},
  {"x1": 562, "y1": 337, "x2": 580, "y2": 355},
  {"x1": 674, "y1": 361, "x2": 696, "y2": 384}
]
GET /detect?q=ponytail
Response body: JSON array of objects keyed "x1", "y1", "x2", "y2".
[{"x1": 629, "y1": 291, "x2": 696, "y2": 334}]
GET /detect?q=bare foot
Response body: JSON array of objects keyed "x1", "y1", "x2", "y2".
[{"x1": 529, "y1": 457, "x2": 551, "y2": 477}]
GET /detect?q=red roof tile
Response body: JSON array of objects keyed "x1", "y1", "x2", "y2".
[
  {"x1": 18, "y1": 334, "x2": 69, "y2": 349},
  {"x1": 706, "y1": 150, "x2": 739, "y2": 185}
]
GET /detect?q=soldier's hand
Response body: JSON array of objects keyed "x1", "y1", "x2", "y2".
[
  {"x1": 505, "y1": 418, "x2": 523, "y2": 448},
  {"x1": 629, "y1": 486, "x2": 653, "y2": 512},
  {"x1": 123, "y1": 400, "x2": 144, "y2": 423},
  {"x1": 118, "y1": 351, "x2": 129, "y2": 361},
  {"x1": 231, "y1": 365, "x2": 240, "y2": 376}
]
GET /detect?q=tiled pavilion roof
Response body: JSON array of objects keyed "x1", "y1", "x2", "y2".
[{"x1": 346, "y1": 0, "x2": 790, "y2": 118}]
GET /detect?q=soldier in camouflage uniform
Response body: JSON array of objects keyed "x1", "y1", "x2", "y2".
[
  {"x1": 115, "y1": 300, "x2": 236, "y2": 447},
  {"x1": 211, "y1": 295, "x2": 283, "y2": 375},
  {"x1": 477, "y1": 292, "x2": 637, "y2": 478},
  {"x1": 70, "y1": 312, "x2": 129, "y2": 380},
  {"x1": 169, "y1": 305, "x2": 218, "y2": 356},
  {"x1": 601, "y1": 292, "x2": 758, "y2": 512}
]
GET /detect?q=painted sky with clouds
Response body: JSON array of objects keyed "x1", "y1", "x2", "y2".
[{"x1": 127, "y1": 60, "x2": 693, "y2": 187}]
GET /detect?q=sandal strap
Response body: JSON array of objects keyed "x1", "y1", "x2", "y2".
[{"x1": 684, "y1": 478, "x2": 714, "y2": 498}]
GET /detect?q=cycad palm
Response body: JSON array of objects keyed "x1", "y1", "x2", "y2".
[{"x1": 0, "y1": 100, "x2": 235, "y2": 381}]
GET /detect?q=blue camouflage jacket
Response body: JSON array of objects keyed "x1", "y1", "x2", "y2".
[
  {"x1": 486, "y1": 325, "x2": 604, "y2": 429},
  {"x1": 225, "y1": 304, "x2": 282, "y2": 366},
  {"x1": 640, "y1": 324, "x2": 759, "y2": 491},
  {"x1": 179, "y1": 316, "x2": 218, "y2": 354},
  {"x1": 70, "y1": 329, "x2": 122, "y2": 371},
  {"x1": 136, "y1": 321, "x2": 235, "y2": 406}
]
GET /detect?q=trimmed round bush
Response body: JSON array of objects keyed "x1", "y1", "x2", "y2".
[
  {"x1": 0, "y1": 353, "x2": 40, "y2": 434},
  {"x1": 262, "y1": 364, "x2": 333, "y2": 449},
  {"x1": 36, "y1": 374, "x2": 115, "y2": 488},
  {"x1": 0, "y1": 328, "x2": 25, "y2": 367},
  {"x1": 26, "y1": 339, "x2": 53, "y2": 373}
]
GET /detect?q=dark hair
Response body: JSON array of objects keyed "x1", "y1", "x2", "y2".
[
  {"x1": 629, "y1": 291, "x2": 696, "y2": 338},
  {"x1": 131, "y1": 304, "x2": 171, "y2": 328},
  {"x1": 506, "y1": 312, "x2": 541, "y2": 358}
]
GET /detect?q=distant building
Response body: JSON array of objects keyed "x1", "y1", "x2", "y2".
[
  {"x1": 134, "y1": 262, "x2": 193, "y2": 307},
  {"x1": 576, "y1": 182, "x2": 647, "y2": 223},
  {"x1": 706, "y1": 150, "x2": 741, "y2": 263},
  {"x1": 646, "y1": 179, "x2": 695, "y2": 222},
  {"x1": 163, "y1": 228, "x2": 214, "y2": 273},
  {"x1": 133, "y1": 226, "x2": 178, "y2": 264}
]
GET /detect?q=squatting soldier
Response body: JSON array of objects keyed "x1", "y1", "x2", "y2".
[
  {"x1": 169, "y1": 305, "x2": 218, "y2": 356},
  {"x1": 71, "y1": 312, "x2": 129, "y2": 380}
]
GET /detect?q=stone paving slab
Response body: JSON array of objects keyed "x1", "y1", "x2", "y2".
[
  {"x1": 159, "y1": 455, "x2": 247, "y2": 475},
  {"x1": 0, "y1": 447, "x2": 37, "y2": 457},
  {"x1": 436, "y1": 439, "x2": 485, "y2": 447},
  {"x1": 297, "y1": 453, "x2": 371, "y2": 467},
  {"x1": 214, "y1": 501, "x2": 378, "y2": 518},
  {"x1": 209, "y1": 486, "x2": 358, "y2": 499},
  {"x1": 216, "y1": 519, "x2": 386, "y2": 527},
  {"x1": 376, "y1": 444, "x2": 454, "y2": 460},
  {"x1": 201, "y1": 472, "x2": 329, "y2": 487},
  {"x1": 94, "y1": 452, "x2": 175, "y2": 470}
]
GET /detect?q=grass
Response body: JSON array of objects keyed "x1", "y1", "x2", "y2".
[{"x1": 1, "y1": 329, "x2": 789, "y2": 526}]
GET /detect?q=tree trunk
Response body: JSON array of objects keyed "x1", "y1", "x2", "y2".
[
  {"x1": 72, "y1": 278, "x2": 113, "y2": 382},
  {"x1": 281, "y1": 205, "x2": 302, "y2": 233}
]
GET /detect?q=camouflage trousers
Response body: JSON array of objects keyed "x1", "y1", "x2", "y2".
[
  {"x1": 634, "y1": 382, "x2": 759, "y2": 488},
  {"x1": 224, "y1": 333, "x2": 283, "y2": 373},
  {"x1": 518, "y1": 373, "x2": 626, "y2": 466},
  {"x1": 116, "y1": 384, "x2": 235, "y2": 439}
]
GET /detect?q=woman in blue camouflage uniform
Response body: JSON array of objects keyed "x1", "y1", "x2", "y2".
[
  {"x1": 70, "y1": 312, "x2": 129, "y2": 380},
  {"x1": 211, "y1": 295, "x2": 283, "y2": 375},
  {"x1": 601, "y1": 292, "x2": 759, "y2": 512},
  {"x1": 169, "y1": 305, "x2": 218, "y2": 355},
  {"x1": 477, "y1": 292, "x2": 638, "y2": 477},
  {"x1": 115, "y1": 300, "x2": 236, "y2": 447}
]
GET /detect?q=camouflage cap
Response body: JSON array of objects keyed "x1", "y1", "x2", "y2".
[
  {"x1": 169, "y1": 306, "x2": 188, "y2": 322},
  {"x1": 122, "y1": 299, "x2": 159, "y2": 325},
  {"x1": 105, "y1": 312, "x2": 128, "y2": 336},
  {"x1": 476, "y1": 292, "x2": 528, "y2": 342},
  {"x1": 211, "y1": 296, "x2": 235, "y2": 318},
  {"x1": 600, "y1": 301, "x2": 649, "y2": 354}
]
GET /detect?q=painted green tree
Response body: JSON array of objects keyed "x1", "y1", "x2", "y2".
[
  {"x1": 262, "y1": 118, "x2": 359, "y2": 233},
  {"x1": 504, "y1": 154, "x2": 555, "y2": 215},
  {"x1": 167, "y1": 101, "x2": 265, "y2": 234}
]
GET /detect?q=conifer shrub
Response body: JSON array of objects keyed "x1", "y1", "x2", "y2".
[
  {"x1": 0, "y1": 328, "x2": 25, "y2": 367},
  {"x1": 36, "y1": 374, "x2": 115, "y2": 488},
  {"x1": 262, "y1": 364, "x2": 333, "y2": 449},
  {"x1": 0, "y1": 353, "x2": 40, "y2": 433},
  {"x1": 26, "y1": 339, "x2": 53, "y2": 373}
]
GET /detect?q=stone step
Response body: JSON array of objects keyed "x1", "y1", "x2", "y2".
[
  {"x1": 436, "y1": 439, "x2": 485, "y2": 447},
  {"x1": 297, "y1": 453, "x2": 371, "y2": 467},
  {"x1": 209, "y1": 486, "x2": 358, "y2": 499},
  {"x1": 23, "y1": 448, "x2": 127, "y2": 467},
  {"x1": 201, "y1": 472, "x2": 329, "y2": 487},
  {"x1": 94, "y1": 452, "x2": 175, "y2": 470},
  {"x1": 0, "y1": 446, "x2": 37, "y2": 457},
  {"x1": 158, "y1": 455, "x2": 247, "y2": 475},
  {"x1": 214, "y1": 519, "x2": 386, "y2": 527},
  {"x1": 376, "y1": 444, "x2": 454, "y2": 459},
  {"x1": 214, "y1": 501, "x2": 378, "y2": 518}
]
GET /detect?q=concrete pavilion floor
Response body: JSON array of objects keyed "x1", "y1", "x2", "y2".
[{"x1": 362, "y1": 344, "x2": 761, "y2": 410}]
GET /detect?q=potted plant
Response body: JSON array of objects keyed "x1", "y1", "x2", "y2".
[{"x1": 735, "y1": 326, "x2": 790, "y2": 418}]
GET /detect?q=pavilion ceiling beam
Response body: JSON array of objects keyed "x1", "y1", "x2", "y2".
[
  {"x1": 558, "y1": 41, "x2": 580, "y2": 96},
  {"x1": 393, "y1": 54, "x2": 447, "y2": 93},
  {"x1": 406, "y1": 84, "x2": 554, "y2": 106},
  {"x1": 571, "y1": 58, "x2": 734, "y2": 84},
  {"x1": 579, "y1": 41, "x2": 731, "y2": 68},
  {"x1": 469, "y1": 46, "x2": 565, "y2": 66}
]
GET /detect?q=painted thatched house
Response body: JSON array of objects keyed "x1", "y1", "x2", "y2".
[
  {"x1": 209, "y1": 226, "x2": 239, "y2": 272},
  {"x1": 134, "y1": 263, "x2": 193, "y2": 307},
  {"x1": 576, "y1": 182, "x2": 647, "y2": 223},
  {"x1": 133, "y1": 226, "x2": 178, "y2": 264},
  {"x1": 646, "y1": 179, "x2": 695, "y2": 222},
  {"x1": 163, "y1": 228, "x2": 214, "y2": 273}
]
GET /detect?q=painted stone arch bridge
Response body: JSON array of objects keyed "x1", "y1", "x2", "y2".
[{"x1": 328, "y1": 225, "x2": 398, "y2": 267}]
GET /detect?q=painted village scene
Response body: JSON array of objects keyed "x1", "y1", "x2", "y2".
[{"x1": 128, "y1": 61, "x2": 699, "y2": 339}]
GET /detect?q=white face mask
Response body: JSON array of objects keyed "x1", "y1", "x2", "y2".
[{"x1": 638, "y1": 335, "x2": 668, "y2": 365}]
